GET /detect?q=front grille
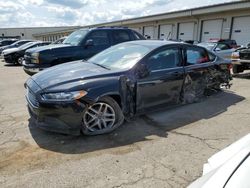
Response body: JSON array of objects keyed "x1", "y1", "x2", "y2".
[
  {"x1": 240, "y1": 52, "x2": 250, "y2": 60},
  {"x1": 26, "y1": 88, "x2": 39, "y2": 107},
  {"x1": 24, "y1": 52, "x2": 32, "y2": 64},
  {"x1": 4, "y1": 54, "x2": 13, "y2": 62}
]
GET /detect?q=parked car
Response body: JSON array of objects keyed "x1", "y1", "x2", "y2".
[
  {"x1": 188, "y1": 133, "x2": 250, "y2": 188},
  {"x1": 3, "y1": 41, "x2": 51, "y2": 65},
  {"x1": 216, "y1": 39, "x2": 239, "y2": 49},
  {"x1": 23, "y1": 27, "x2": 145, "y2": 75},
  {"x1": 52, "y1": 37, "x2": 67, "y2": 44},
  {"x1": 197, "y1": 42, "x2": 235, "y2": 60},
  {"x1": 25, "y1": 40, "x2": 232, "y2": 136},
  {"x1": 0, "y1": 39, "x2": 18, "y2": 47},
  {"x1": 0, "y1": 40, "x2": 33, "y2": 55},
  {"x1": 231, "y1": 43, "x2": 250, "y2": 74}
]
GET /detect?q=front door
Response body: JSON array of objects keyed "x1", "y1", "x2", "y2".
[
  {"x1": 136, "y1": 46, "x2": 185, "y2": 112},
  {"x1": 82, "y1": 30, "x2": 111, "y2": 59}
]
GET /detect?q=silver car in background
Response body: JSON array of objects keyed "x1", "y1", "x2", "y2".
[{"x1": 197, "y1": 42, "x2": 235, "y2": 60}]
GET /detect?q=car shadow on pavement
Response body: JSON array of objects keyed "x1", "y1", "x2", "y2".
[
  {"x1": 28, "y1": 90, "x2": 245, "y2": 154},
  {"x1": 4, "y1": 64, "x2": 21, "y2": 67}
]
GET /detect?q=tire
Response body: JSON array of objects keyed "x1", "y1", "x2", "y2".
[
  {"x1": 233, "y1": 64, "x2": 244, "y2": 74},
  {"x1": 81, "y1": 96, "x2": 124, "y2": 136},
  {"x1": 232, "y1": 65, "x2": 239, "y2": 74},
  {"x1": 18, "y1": 57, "x2": 24, "y2": 65}
]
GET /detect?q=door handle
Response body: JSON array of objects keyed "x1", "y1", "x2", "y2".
[{"x1": 172, "y1": 72, "x2": 180, "y2": 76}]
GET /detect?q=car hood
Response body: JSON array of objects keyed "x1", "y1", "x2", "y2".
[
  {"x1": 30, "y1": 60, "x2": 118, "y2": 90},
  {"x1": 0, "y1": 45, "x2": 13, "y2": 52},
  {"x1": 26, "y1": 44, "x2": 72, "y2": 54},
  {"x1": 2, "y1": 47, "x2": 19, "y2": 55}
]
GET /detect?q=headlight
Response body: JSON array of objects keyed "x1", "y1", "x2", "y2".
[
  {"x1": 31, "y1": 52, "x2": 39, "y2": 63},
  {"x1": 231, "y1": 52, "x2": 239, "y2": 59},
  {"x1": 41, "y1": 90, "x2": 87, "y2": 101}
]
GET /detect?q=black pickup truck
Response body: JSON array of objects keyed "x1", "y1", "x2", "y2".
[
  {"x1": 23, "y1": 27, "x2": 145, "y2": 75},
  {"x1": 232, "y1": 43, "x2": 250, "y2": 74}
]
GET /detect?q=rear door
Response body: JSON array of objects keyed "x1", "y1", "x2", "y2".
[
  {"x1": 136, "y1": 45, "x2": 184, "y2": 112},
  {"x1": 183, "y1": 46, "x2": 212, "y2": 95}
]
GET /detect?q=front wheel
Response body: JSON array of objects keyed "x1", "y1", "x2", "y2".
[
  {"x1": 18, "y1": 57, "x2": 24, "y2": 65},
  {"x1": 232, "y1": 64, "x2": 244, "y2": 74},
  {"x1": 81, "y1": 96, "x2": 124, "y2": 135}
]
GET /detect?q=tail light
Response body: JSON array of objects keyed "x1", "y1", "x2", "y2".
[{"x1": 227, "y1": 64, "x2": 233, "y2": 70}]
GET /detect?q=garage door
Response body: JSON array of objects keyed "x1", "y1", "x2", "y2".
[
  {"x1": 178, "y1": 22, "x2": 195, "y2": 41},
  {"x1": 143, "y1": 26, "x2": 155, "y2": 39},
  {"x1": 231, "y1": 16, "x2": 250, "y2": 46},
  {"x1": 159, "y1": 24, "x2": 173, "y2": 40},
  {"x1": 201, "y1": 19, "x2": 223, "y2": 42}
]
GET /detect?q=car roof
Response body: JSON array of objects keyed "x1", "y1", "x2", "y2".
[
  {"x1": 121, "y1": 40, "x2": 184, "y2": 49},
  {"x1": 79, "y1": 27, "x2": 136, "y2": 31}
]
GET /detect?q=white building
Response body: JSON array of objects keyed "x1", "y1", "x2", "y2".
[
  {"x1": 0, "y1": 26, "x2": 80, "y2": 41},
  {"x1": 34, "y1": 1, "x2": 250, "y2": 45}
]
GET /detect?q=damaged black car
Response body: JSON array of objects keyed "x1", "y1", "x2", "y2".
[{"x1": 25, "y1": 40, "x2": 232, "y2": 136}]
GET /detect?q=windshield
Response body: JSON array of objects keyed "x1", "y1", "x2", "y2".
[
  {"x1": 88, "y1": 43, "x2": 151, "y2": 70},
  {"x1": 197, "y1": 42, "x2": 216, "y2": 51},
  {"x1": 63, "y1": 30, "x2": 88, "y2": 46},
  {"x1": 18, "y1": 42, "x2": 36, "y2": 50}
]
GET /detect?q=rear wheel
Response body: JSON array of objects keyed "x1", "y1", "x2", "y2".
[{"x1": 81, "y1": 96, "x2": 124, "y2": 135}]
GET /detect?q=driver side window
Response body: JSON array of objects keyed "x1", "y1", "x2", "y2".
[
  {"x1": 86, "y1": 31, "x2": 110, "y2": 46},
  {"x1": 146, "y1": 47, "x2": 181, "y2": 71}
]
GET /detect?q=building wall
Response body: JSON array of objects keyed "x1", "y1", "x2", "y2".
[
  {"x1": 32, "y1": 2, "x2": 250, "y2": 45},
  {"x1": 0, "y1": 26, "x2": 78, "y2": 40},
  {"x1": 119, "y1": 9, "x2": 250, "y2": 44}
]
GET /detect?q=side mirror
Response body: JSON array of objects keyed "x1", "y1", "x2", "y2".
[
  {"x1": 85, "y1": 39, "x2": 94, "y2": 47},
  {"x1": 215, "y1": 48, "x2": 221, "y2": 52},
  {"x1": 136, "y1": 63, "x2": 150, "y2": 78},
  {"x1": 247, "y1": 43, "x2": 250, "y2": 48}
]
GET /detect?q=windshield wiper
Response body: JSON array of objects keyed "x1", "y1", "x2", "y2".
[{"x1": 92, "y1": 62, "x2": 110, "y2": 70}]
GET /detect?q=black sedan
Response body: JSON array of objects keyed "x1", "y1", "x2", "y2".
[
  {"x1": 3, "y1": 41, "x2": 51, "y2": 65},
  {"x1": 25, "y1": 40, "x2": 232, "y2": 136}
]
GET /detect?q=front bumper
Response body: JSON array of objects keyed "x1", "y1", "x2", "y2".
[
  {"x1": 232, "y1": 59, "x2": 250, "y2": 65},
  {"x1": 23, "y1": 61, "x2": 48, "y2": 75},
  {"x1": 26, "y1": 90, "x2": 87, "y2": 135}
]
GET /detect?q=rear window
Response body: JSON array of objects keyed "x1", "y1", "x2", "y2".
[
  {"x1": 208, "y1": 52, "x2": 216, "y2": 61},
  {"x1": 186, "y1": 47, "x2": 209, "y2": 65},
  {"x1": 132, "y1": 31, "x2": 145, "y2": 40}
]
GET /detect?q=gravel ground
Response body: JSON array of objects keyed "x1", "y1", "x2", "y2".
[{"x1": 0, "y1": 59, "x2": 250, "y2": 188}]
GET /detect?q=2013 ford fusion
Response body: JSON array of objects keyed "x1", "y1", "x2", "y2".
[{"x1": 25, "y1": 40, "x2": 232, "y2": 136}]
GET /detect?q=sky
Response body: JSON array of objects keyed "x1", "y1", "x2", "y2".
[{"x1": 0, "y1": 0, "x2": 237, "y2": 28}]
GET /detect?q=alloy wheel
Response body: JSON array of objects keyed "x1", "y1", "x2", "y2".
[
  {"x1": 83, "y1": 102, "x2": 116, "y2": 132},
  {"x1": 18, "y1": 57, "x2": 24, "y2": 65}
]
